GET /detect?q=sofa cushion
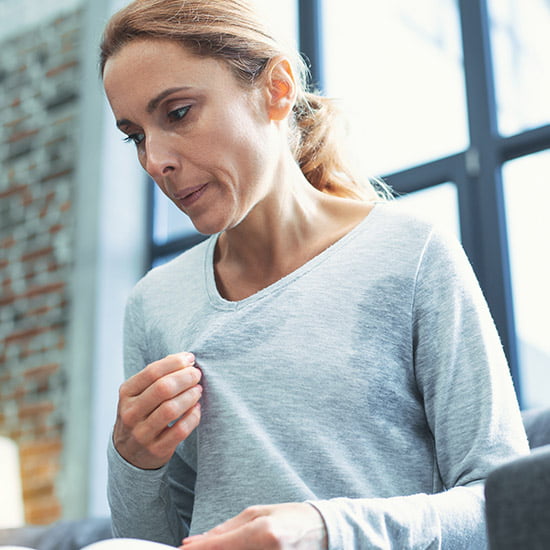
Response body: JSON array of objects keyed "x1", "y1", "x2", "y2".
[
  {"x1": 0, "y1": 518, "x2": 112, "y2": 550},
  {"x1": 522, "y1": 407, "x2": 550, "y2": 449}
]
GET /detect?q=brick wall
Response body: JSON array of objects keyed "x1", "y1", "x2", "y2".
[{"x1": 0, "y1": 9, "x2": 82, "y2": 525}]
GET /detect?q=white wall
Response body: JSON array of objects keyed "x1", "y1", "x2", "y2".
[{"x1": 0, "y1": 437, "x2": 24, "y2": 528}]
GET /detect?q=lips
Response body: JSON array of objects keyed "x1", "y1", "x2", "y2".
[{"x1": 175, "y1": 183, "x2": 208, "y2": 207}]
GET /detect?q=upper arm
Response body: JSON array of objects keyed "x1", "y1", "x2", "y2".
[{"x1": 412, "y1": 229, "x2": 528, "y2": 488}]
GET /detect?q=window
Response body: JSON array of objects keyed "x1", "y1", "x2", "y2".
[
  {"x1": 146, "y1": 0, "x2": 550, "y2": 407},
  {"x1": 316, "y1": 0, "x2": 550, "y2": 406},
  {"x1": 322, "y1": 0, "x2": 468, "y2": 176}
]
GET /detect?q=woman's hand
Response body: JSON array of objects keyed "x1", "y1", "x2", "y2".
[
  {"x1": 113, "y1": 352, "x2": 202, "y2": 470},
  {"x1": 180, "y1": 503, "x2": 328, "y2": 550}
]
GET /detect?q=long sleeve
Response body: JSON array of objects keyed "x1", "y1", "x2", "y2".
[
  {"x1": 309, "y1": 228, "x2": 529, "y2": 549},
  {"x1": 107, "y1": 441, "x2": 184, "y2": 545},
  {"x1": 107, "y1": 289, "x2": 195, "y2": 545}
]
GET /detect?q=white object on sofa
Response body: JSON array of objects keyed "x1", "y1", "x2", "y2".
[
  {"x1": 0, "y1": 437, "x2": 24, "y2": 529},
  {"x1": 84, "y1": 540, "x2": 175, "y2": 549},
  {"x1": 0, "y1": 541, "x2": 175, "y2": 550}
]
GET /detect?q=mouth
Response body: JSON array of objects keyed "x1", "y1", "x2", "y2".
[{"x1": 175, "y1": 183, "x2": 209, "y2": 208}]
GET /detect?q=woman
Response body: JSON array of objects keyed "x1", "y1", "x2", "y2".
[{"x1": 100, "y1": 0, "x2": 528, "y2": 548}]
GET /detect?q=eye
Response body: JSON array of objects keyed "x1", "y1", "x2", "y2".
[
  {"x1": 123, "y1": 132, "x2": 145, "y2": 146},
  {"x1": 168, "y1": 105, "x2": 191, "y2": 122}
]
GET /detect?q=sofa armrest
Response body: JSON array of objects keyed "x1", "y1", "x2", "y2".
[{"x1": 485, "y1": 444, "x2": 550, "y2": 550}]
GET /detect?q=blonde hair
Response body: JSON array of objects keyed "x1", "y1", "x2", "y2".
[{"x1": 100, "y1": 0, "x2": 390, "y2": 200}]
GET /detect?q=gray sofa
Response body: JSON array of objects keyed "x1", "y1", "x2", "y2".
[
  {"x1": 1, "y1": 408, "x2": 549, "y2": 549},
  {"x1": 0, "y1": 516, "x2": 112, "y2": 549},
  {"x1": 485, "y1": 407, "x2": 550, "y2": 550}
]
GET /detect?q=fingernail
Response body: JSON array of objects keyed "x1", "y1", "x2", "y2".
[{"x1": 178, "y1": 352, "x2": 195, "y2": 364}]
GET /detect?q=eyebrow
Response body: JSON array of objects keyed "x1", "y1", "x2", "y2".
[
  {"x1": 116, "y1": 86, "x2": 193, "y2": 130},
  {"x1": 147, "y1": 86, "x2": 193, "y2": 113}
]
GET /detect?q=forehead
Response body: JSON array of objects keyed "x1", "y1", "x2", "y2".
[{"x1": 103, "y1": 38, "x2": 239, "y2": 108}]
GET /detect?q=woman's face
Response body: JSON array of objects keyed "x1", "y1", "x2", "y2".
[{"x1": 103, "y1": 38, "x2": 280, "y2": 235}]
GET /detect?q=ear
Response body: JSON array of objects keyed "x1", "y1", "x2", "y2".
[{"x1": 263, "y1": 56, "x2": 297, "y2": 121}]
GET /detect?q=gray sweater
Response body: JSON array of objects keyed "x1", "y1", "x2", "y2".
[{"x1": 108, "y1": 203, "x2": 529, "y2": 548}]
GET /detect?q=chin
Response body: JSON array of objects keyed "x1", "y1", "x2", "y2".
[
  {"x1": 190, "y1": 215, "x2": 231, "y2": 236},
  {"x1": 187, "y1": 201, "x2": 244, "y2": 236}
]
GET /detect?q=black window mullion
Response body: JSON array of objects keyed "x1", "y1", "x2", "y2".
[
  {"x1": 151, "y1": 233, "x2": 209, "y2": 262},
  {"x1": 298, "y1": 0, "x2": 325, "y2": 91},
  {"x1": 383, "y1": 153, "x2": 463, "y2": 194},
  {"x1": 499, "y1": 124, "x2": 550, "y2": 162},
  {"x1": 458, "y1": 0, "x2": 521, "y2": 397}
]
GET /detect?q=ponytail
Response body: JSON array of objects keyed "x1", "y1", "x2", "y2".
[{"x1": 292, "y1": 92, "x2": 391, "y2": 200}]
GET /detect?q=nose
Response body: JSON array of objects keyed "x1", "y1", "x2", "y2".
[{"x1": 142, "y1": 132, "x2": 178, "y2": 179}]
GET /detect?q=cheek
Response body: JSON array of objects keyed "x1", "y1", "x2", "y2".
[
  {"x1": 229, "y1": 117, "x2": 272, "y2": 171},
  {"x1": 221, "y1": 96, "x2": 270, "y2": 157}
]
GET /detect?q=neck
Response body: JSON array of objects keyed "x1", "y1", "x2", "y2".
[
  {"x1": 217, "y1": 160, "x2": 325, "y2": 269},
  {"x1": 213, "y1": 155, "x2": 375, "y2": 301}
]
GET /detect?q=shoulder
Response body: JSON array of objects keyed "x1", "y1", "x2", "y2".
[
  {"x1": 128, "y1": 235, "x2": 214, "y2": 306},
  {"x1": 371, "y1": 200, "x2": 432, "y2": 226},
  {"x1": 361, "y1": 201, "x2": 446, "y2": 263},
  {"x1": 358, "y1": 202, "x2": 477, "y2": 298},
  {"x1": 375, "y1": 201, "x2": 463, "y2": 258}
]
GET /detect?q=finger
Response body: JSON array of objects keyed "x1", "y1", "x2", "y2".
[
  {"x1": 137, "y1": 365, "x2": 202, "y2": 418},
  {"x1": 182, "y1": 507, "x2": 269, "y2": 547},
  {"x1": 146, "y1": 402, "x2": 202, "y2": 463},
  {"x1": 148, "y1": 383, "x2": 203, "y2": 429},
  {"x1": 182, "y1": 520, "x2": 268, "y2": 550},
  {"x1": 118, "y1": 366, "x2": 201, "y2": 429},
  {"x1": 114, "y1": 401, "x2": 202, "y2": 470},
  {"x1": 128, "y1": 383, "x2": 203, "y2": 451},
  {"x1": 205, "y1": 506, "x2": 267, "y2": 537},
  {"x1": 123, "y1": 352, "x2": 196, "y2": 396}
]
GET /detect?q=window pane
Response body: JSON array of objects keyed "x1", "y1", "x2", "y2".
[
  {"x1": 489, "y1": 0, "x2": 550, "y2": 136},
  {"x1": 321, "y1": 0, "x2": 468, "y2": 177},
  {"x1": 251, "y1": 0, "x2": 298, "y2": 48},
  {"x1": 393, "y1": 182, "x2": 461, "y2": 240},
  {"x1": 503, "y1": 151, "x2": 550, "y2": 408}
]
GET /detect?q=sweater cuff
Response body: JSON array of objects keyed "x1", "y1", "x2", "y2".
[
  {"x1": 107, "y1": 436, "x2": 169, "y2": 497},
  {"x1": 307, "y1": 499, "x2": 345, "y2": 550},
  {"x1": 307, "y1": 495, "x2": 441, "y2": 550}
]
